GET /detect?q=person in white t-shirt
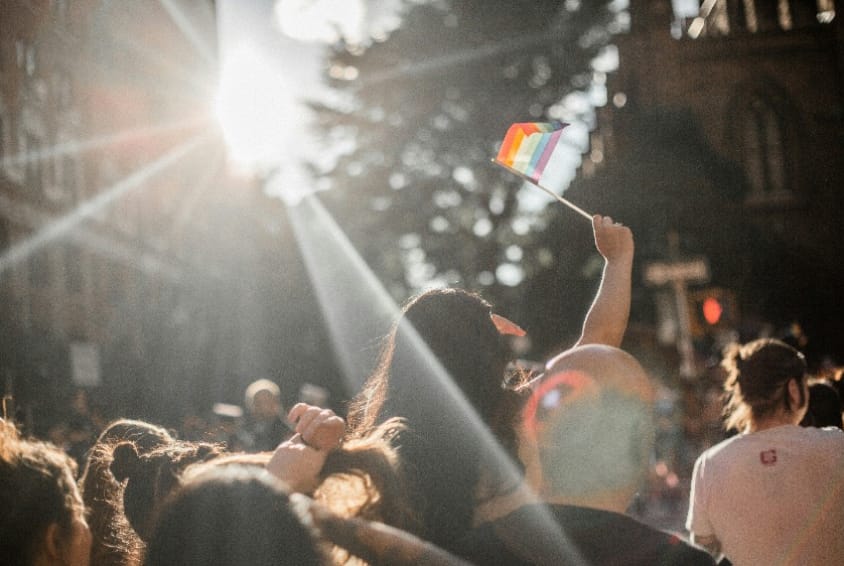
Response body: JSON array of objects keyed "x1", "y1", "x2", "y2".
[{"x1": 686, "y1": 338, "x2": 844, "y2": 566}]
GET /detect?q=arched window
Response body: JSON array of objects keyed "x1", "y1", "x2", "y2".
[
  {"x1": 732, "y1": 89, "x2": 795, "y2": 204},
  {"x1": 743, "y1": 96, "x2": 786, "y2": 197}
]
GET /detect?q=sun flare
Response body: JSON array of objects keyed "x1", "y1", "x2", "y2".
[{"x1": 214, "y1": 44, "x2": 297, "y2": 169}]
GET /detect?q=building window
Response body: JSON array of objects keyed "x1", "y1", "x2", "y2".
[
  {"x1": 53, "y1": 0, "x2": 68, "y2": 24},
  {"x1": 15, "y1": 40, "x2": 26, "y2": 69},
  {"x1": 51, "y1": 151, "x2": 77, "y2": 201},
  {"x1": 54, "y1": 72, "x2": 73, "y2": 109},
  {"x1": 24, "y1": 133, "x2": 43, "y2": 193},
  {"x1": 64, "y1": 155, "x2": 77, "y2": 197},
  {"x1": 29, "y1": 251, "x2": 50, "y2": 287},
  {"x1": 738, "y1": 95, "x2": 791, "y2": 202},
  {"x1": 63, "y1": 245, "x2": 83, "y2": 292}
]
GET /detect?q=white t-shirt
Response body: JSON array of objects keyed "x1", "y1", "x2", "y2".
[{"x1": 686, "y1": 424, "x2": 844, "y2": 566}]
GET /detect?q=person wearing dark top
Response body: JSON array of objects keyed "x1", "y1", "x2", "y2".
[
  {"x1": 459, "y1": 345, "x2": 714, "y2": 566},
  {"x1": 462, "y1": 503, "x2": 714, "y2": 566}
]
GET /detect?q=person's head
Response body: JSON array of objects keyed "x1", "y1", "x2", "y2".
[
  {"x1": 245, "y1": 379, "x2": 282, "y2": 421},
  {"x1": 144, "y1": 465, "x2": 325, "y2": 566},
  {"x1": 0, "y1": 419, "x2": 91, "y2": 566},
  {"x1": 799, "y1": 380, "x2": 843, "y2": 429},
  {"x1": 182, "y1": 426, "x2": 415, "y2": 559},
  {"x1": 722, "y1": 338, "x2": 809, "y2": 432},
  {"x1": 351, "y1": 288, "x2": 526, "y2": 453},
  {"x1": 523, "y1": 345, "x2": 655, "y2": 513},
  {"x1": 110, "y1": 439, "x2": 223, "y2": 542},
  {"x1": 347, "y1": 288, "x2": 530, "y2": 547},
  {"x1": 79, "y1": 419, "x2": 173, "y2": 566}
]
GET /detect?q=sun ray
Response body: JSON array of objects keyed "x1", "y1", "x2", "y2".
[
  {"x1": 166, "y1": 143, "x2": 225, "y2": 240},
  {"x1": 0, "y1": 116, "x2": 208, "y2": 170},
  {"x1": 357, "y1": 31, "x2": 559, "y2": 88},
  {"x1": 158, "y1": 0, "x2": 218, "y2": 66},
  {"x1": 0, "y1": 133, "x2": 212, "y2": 277},
  {"x1": 284, "y1": 191, "x2": 585, "y2": 563}
]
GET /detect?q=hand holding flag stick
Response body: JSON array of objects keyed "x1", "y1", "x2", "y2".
[{"x1": 492, "y1": 122, "x2": 592, "y2": 221}]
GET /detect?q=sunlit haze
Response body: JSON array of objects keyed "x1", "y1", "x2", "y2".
[{"x1": 214, "y1": 45, "x2": 299, "y2": 169}]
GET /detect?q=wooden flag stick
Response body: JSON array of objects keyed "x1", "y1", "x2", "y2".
[{"x1": 491, "y1": 159, "x2": 592, "y2": 221}]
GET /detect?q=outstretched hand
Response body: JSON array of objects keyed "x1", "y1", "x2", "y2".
[{"x1": 592, "y1": 214, "x2": 633, "y2": 263}]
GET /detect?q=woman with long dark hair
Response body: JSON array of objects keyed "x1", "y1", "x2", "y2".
[{"x1": 345, "y1": 215, "x2": 634, "y2": 553}]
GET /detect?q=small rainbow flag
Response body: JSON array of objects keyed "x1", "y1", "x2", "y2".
[{"x1": 494, "y1": 121, "x2": 567, "y2": 183}]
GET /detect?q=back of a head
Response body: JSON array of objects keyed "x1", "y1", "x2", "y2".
[
  {"x1": 0, "y1": 419, "x2": 85, "y2": 565},
  {"x1": 81, "y1": 418, "x2": 173, "y2": 505},
  {"x1": 722, "y1": 338, "x2": 807, "y2": 431},
  {"x1": 348, "y1": 288, "x2": 527, "y2": 548},
  {"x1": 110, "y1": 439, "x2": 224, "y2": 542},
  {"x1": 526, "y1": 345, "x2": 655, "y2": 510},
  {"x1": 800, "y1": 380, "x2": 843, "y2": 429},
  {"x1": 80, "y1": 419, "x2": 172, "y2": 566},
  {"x1": 393, "y1": 289, "x2": 510, "y2": 407},
  {"x1": 144, "y1": 465, "x2": 324, "y2": 566}
]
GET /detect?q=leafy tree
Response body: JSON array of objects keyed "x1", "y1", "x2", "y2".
[{"x1": 308, "y1": 0, "x2": 622, "y2": 327}]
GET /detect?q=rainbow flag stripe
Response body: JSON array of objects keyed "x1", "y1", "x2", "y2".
[{"x1": 495, "y1": 122, "x2": 567, "y2": 182}]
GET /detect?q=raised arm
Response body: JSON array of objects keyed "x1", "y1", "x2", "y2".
[{"x1": 574, "y1": 214, "x2": 634, "y2": 348}]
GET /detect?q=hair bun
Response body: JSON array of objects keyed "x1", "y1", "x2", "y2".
[{"x1": 110, "y1": 442, "x2": 141, "y2": 482}]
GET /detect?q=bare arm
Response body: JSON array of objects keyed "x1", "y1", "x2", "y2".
[
  {"x1": 574, "y1": 214, "x2": 634, "y2": 348},
  {"x1": 691, "y1": 533, "x2": 722, "y2": 558},
  {"x1": 304, "y1": 498, "x2": 473, "y2": 566}
]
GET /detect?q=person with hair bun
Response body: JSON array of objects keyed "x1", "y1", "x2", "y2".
[
  {"x1": 686, "y1": 338, "x2": 844, "y2": 565},
  {"x1": 79, "y1": 419, "x2": 173, "y2": 566},
  {"x1": 109, "y1": 439, "x2": 224, "y2": 543}
]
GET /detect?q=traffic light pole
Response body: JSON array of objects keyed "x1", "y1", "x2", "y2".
[
  {"x1": 671, "y1": 278, "x2": 697, "y2": 379},
  {"x1": 643, "y1": 232, "x2": 710, "y2": 380}
]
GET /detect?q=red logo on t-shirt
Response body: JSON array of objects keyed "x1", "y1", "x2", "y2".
[{"x1": 760, "y1": 449, "x2": 777, "y2": 465}]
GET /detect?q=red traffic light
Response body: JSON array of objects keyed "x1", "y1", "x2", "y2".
[{"x1": 702, "y1": 297, "x2": 723, "y2": 325}]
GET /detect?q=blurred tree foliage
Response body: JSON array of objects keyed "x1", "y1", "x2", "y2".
[{"x1": 306, "y1": 0, "x2": 622, "y2": 351}]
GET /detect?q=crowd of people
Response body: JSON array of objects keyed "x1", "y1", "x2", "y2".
[{"x1": 3, "y1": 215, "x2": 843, "y2": 565}]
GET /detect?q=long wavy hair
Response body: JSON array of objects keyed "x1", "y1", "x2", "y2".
[{"x1": 346, "y1": 288, "x2": 530, "y2": 549}]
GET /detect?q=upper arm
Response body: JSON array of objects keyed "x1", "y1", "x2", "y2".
[
  {"x1": 686, "y1": 456, "x2": 718, "y2": 552},
  {"x1": 690, "y1": 533, "x2": 721, "y2": 557}
]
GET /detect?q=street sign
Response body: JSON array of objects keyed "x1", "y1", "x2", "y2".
[{"x1": 644, "y1": 258, "x2": 710, "y2": 287}]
